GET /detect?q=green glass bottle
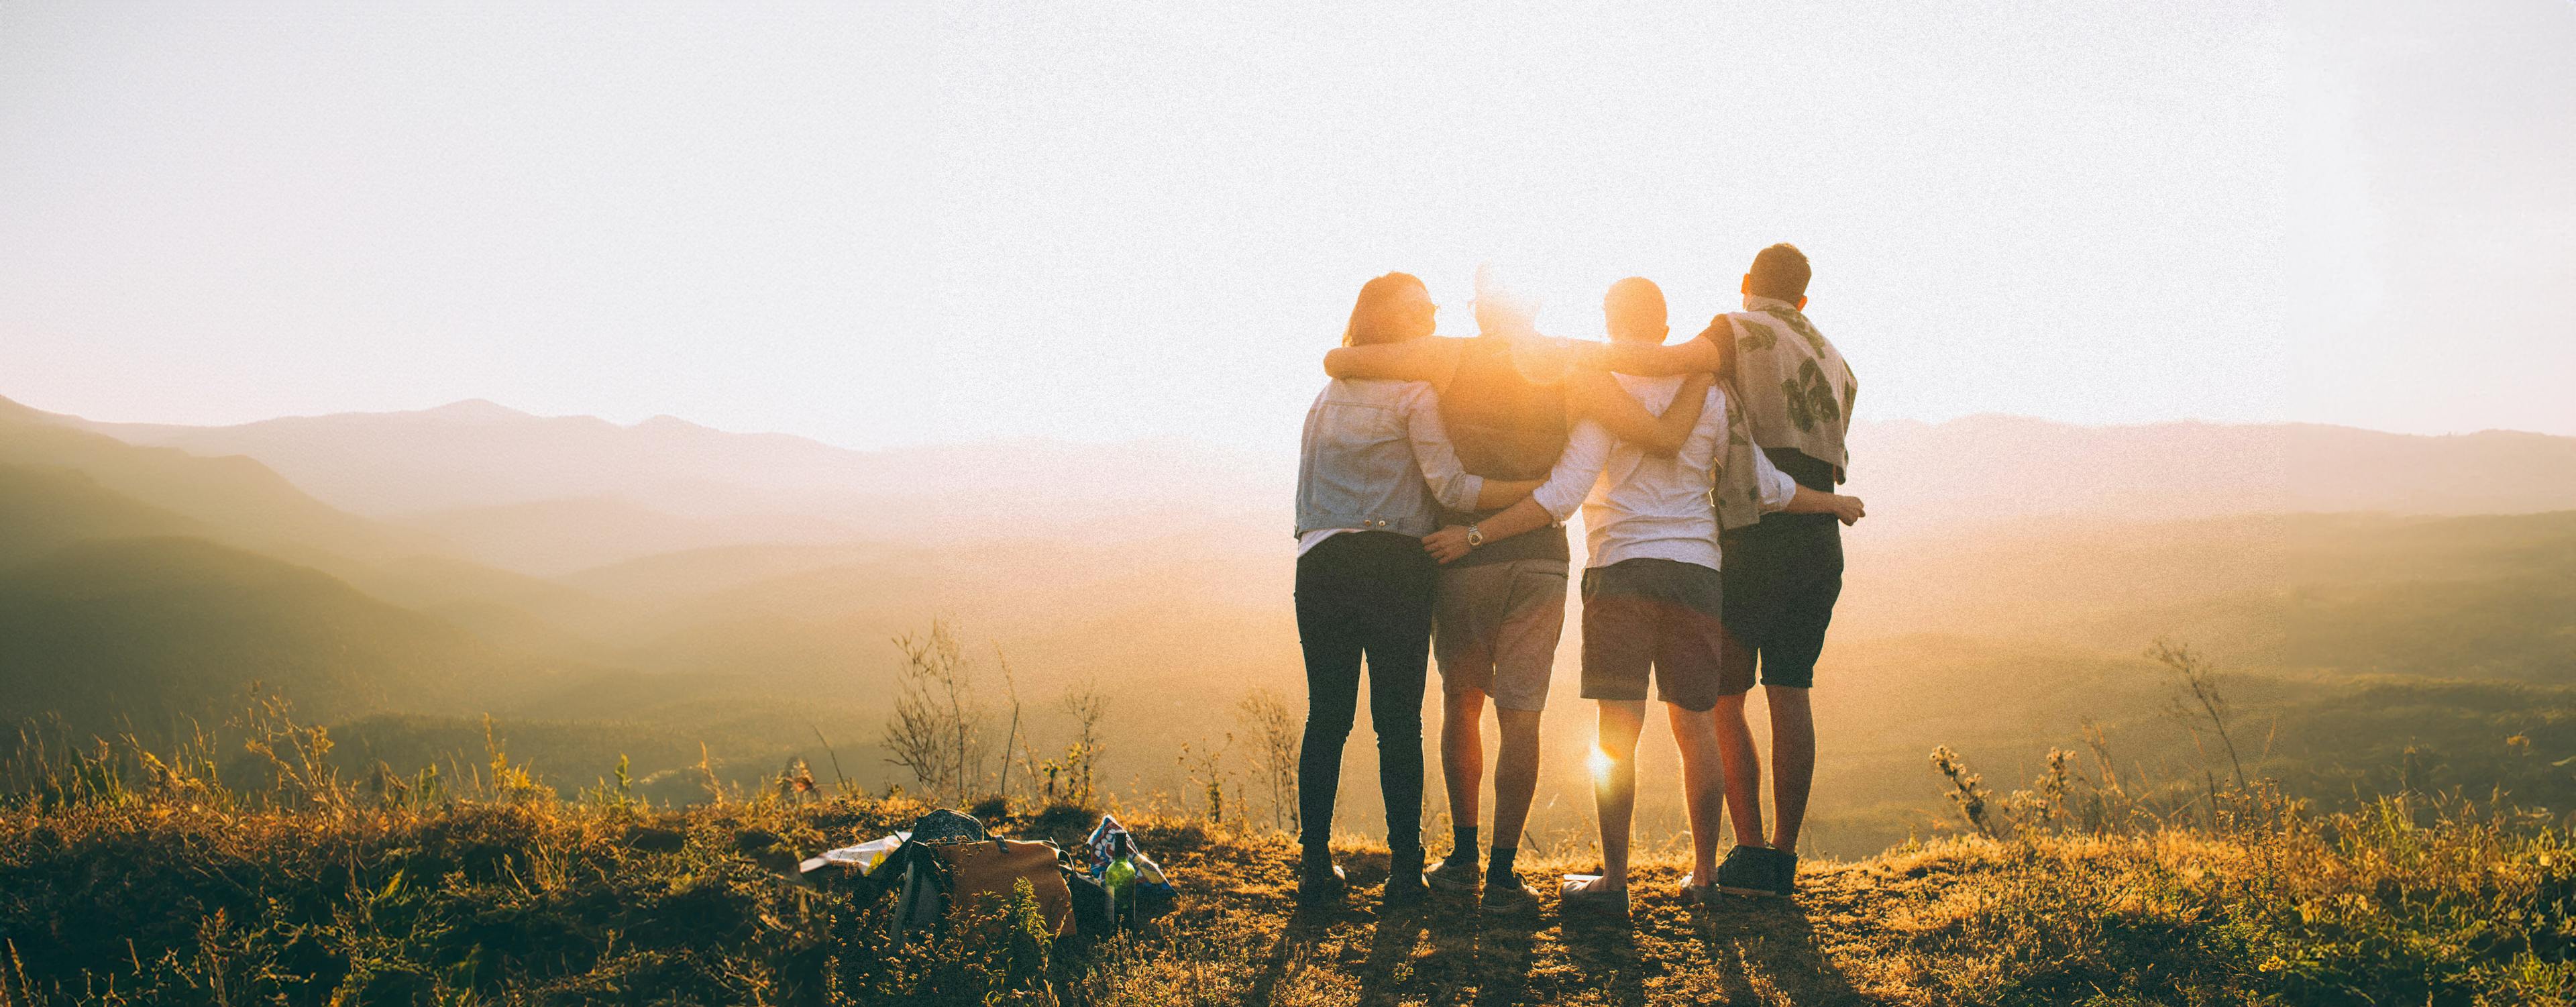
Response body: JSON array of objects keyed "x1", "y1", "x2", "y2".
[{"x1": 1101, "y1": 833, "x2": 1139, "y2": 928}]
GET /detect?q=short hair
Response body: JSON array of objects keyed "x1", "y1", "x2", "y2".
[
  {"x1": 1342, "y1": 272, "x2": 1430, "y2": 347},
  {"x1": 1603, "y1": 276, "x2": 1666, "y2": 335},
  {"x1": 1748, "y1": 244, "x2": 1812, "y2": 301}
]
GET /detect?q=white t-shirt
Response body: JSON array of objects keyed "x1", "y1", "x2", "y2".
[{"x1": 1527, "y1": 374, "x2": 1799, "y2": 571}]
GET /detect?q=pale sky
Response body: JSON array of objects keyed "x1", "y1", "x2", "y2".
[{"x1": 3, "y1": 1, "x2": 2569, "y2": 455}]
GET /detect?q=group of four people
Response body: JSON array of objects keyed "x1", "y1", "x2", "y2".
[{"x1": 1291, "y1": 244, "x2": 1862, "y2": 912}]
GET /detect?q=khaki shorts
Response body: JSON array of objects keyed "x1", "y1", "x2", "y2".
[{"x1": 1432, "y1": 558, "x2": 1569, "y2": 712}]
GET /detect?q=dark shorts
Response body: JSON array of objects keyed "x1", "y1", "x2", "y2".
[
  {"x1": 1718, "y1": 513, "x2": 1844, "y2": 692},
  {"x1": 1579, "y1": 558, "x2": 1728, "y2": 712}
]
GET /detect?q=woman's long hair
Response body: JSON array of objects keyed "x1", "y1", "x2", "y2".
[{"x1": 1342, "y1": 272, "x2": 1430, "y2": 348}]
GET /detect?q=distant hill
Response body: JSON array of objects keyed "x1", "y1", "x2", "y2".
[
  {"x1": 34, "y1": 396, "x2": 2576, "y2": 565},
  {"x1": 1851, "y1": 415, "x2": 2576, "y2": 535},
  {"x1": 0, "y1": 396, "x2": 432, "y2": 562},
  {"x1": 7, "y1": 388, "x2": 2572, "y2": 853},
  {"x1": 400, "y1": 496, "x2": 851, "y2": 577},
  {"x1": 0, "y1": 464, "x2": 205, "y2": 566},
  {"x1": 1840, "y1": 510, "x2": 2576, "y2": 680},
  {"x1": 27, "y1": 395, "x2": 1275, "y2": 573},
  {"x1": 55, "y1": 396, "x2": 1271, "y2": 514},
  {"x1": 0, "y1": 537, "x2": 547, "y2": 733}
]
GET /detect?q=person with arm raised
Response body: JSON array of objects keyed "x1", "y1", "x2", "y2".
[{"x1": 1560, "y1": 246, "x2": 1862, "y2": 902}]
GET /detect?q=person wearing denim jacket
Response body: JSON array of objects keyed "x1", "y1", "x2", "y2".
[{"x1": 1289, "y1": 272, "x2": 1540, "y2": 906}]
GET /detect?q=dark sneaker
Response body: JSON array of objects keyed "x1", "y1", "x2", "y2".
[
  {"x1": 1772, "y1": 850, "x2": 1801, "y2": 899},
  {"x1": 1481, "y1": 873, "x2": 1540, "y2": 914},
  {"x1": 1422, "y1": 855, "x2": 1481, "y2": 894},
  {"x1": 1385, "y1": 850, "x2": 1430, "y2": 906},
  {"x1": 1715, "y1": 845, "x2": 1779, "y2": 898},
  {"x1": 1297, "y1": 863, "x2": 1348, "y2": 905}
]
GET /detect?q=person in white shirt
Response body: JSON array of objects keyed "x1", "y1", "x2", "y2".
[{"x1": 1422, "y1": 278, "x2": 1864, "y2": 908}]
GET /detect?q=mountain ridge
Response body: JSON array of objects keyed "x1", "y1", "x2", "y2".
[{"x1": 11, "y1": 390, "x2": 2575, "y2": 573}]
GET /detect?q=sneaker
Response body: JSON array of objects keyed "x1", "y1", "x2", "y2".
[
  {"x1": 1558, "y1": 874, "x2": 1629, "y2": 914},
  {"x1": 1421, "y1": 854, "x2": 1481, "y2": 894},
  {"x1": 1715, "y1": 845, "x2": 1778, "y2": 898},
  {"x1": 1771, "y1": 850, "x2": 1800, "y2": 899},
  {"x1": 1481, "y1": 873, "x2": 1540, "y2": 914},
  {"x1": 1297, "y1": 863, "x2": 1348, "y2": 905}
]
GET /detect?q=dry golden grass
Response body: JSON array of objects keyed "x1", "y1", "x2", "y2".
[{"x1": 7, "y1": 731, "x2": 2576, "y2": 1006}]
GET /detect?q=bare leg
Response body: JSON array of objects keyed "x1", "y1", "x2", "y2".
[
  {"x1": 1666, "y1": 702, "x2": 1726, "y2": 886},
  {"x1": 1489, "y1": 707, "x2": 1544, "y2": 850},
  {"x1": 1766, "y1": 685, "x2": 1815, "y2": 852},
  {"x1": 1578, "y1": 700, "x2": 1647, "y2": 891},
  {"x1": 1708, "y1": 693, "x2": 1766, "y2": 847},
  {"x1": 1440, "y1": 690, "x2": 1487, "y2": 838}
]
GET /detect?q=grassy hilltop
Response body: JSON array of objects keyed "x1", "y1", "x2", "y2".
[
  {"x1": 7, "y1": 400, "x2": 2576, "y2": 1002},
  {"x1": 4, "y1": 737, "x2": 2575, "y2": 1007}
]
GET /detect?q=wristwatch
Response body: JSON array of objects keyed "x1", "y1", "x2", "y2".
[{"x1": 1464, "y1": 524, "x2": 1485, "y2": 548}]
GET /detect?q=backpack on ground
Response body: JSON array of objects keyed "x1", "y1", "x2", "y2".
[
  {"x1": 853, "y1": 808, "x2": 1078, "y2": 944},
  {"x1": 936, "y1": 837, "x2": 1075, "y2": 937}
]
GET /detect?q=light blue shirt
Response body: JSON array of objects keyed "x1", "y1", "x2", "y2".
[{"x1": 1294, "y1": 378, "x2": 1486, "y2": 552}]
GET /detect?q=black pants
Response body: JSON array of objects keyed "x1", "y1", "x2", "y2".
[{"x1": 1293, "y1": 531, "x2": 1433, "y2": 857}]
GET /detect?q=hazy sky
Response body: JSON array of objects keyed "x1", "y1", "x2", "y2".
[{"x1": 3, "y1": 1, "x2": 2570, "y2": 454}]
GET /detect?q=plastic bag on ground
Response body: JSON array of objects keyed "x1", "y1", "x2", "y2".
[
  {"x1": 1084, "y1": 814, "x2": 1177, "y2": 920},
  {"x1": 801, "y1": 831, "x2": 909, "y2": 876}
]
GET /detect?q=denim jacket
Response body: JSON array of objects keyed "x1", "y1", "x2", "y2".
[{"x1": 1295, "y1": 378, "x2": 1485, "y2": 539}]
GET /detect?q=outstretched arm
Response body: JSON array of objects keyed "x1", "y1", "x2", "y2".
[
  {"x1": 1750, "y1": 444, "x2": 1867, "y2": 525},
  {"x1": 1399, "y1": 384, "x2": 1547, "y2": 512},
  {"x1": 1475, "y1": 478, "x2": 1544, "y2": 510},
  {"x1": 1324, "y1": 337, "x2": 1465, "y2": 390},
  {"x1": 1577, "y1": 318, "x2": 1734, "y2": 378},
  {"x1": 1423, "y1": 421, "x2": 1610, "y2": 563},
  {"x1": 1779, "y1": 486, "x2": 1867, "y2": 525},
  {"x1": 1426, "y1": 494, "x2": 1553, "y2": 563},
  {"x1": 1567, "y1": 371, "x2": 1713, "y2": 456}
]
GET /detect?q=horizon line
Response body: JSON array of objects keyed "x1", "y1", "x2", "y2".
[{"x1": 7, "y1": 390, "x2": 2570, "y2": 453}]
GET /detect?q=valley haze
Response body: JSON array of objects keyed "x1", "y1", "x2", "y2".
[{"x1": 4, "y1": 389, "x2": 2572, "y2": 858}]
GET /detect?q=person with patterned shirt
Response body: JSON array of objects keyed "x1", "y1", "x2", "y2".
[
  {"x1": 1577, "y1": 244, "x2": 1859, "y2": 900},
  {"x1": 1438, "y1": 276, "x2": 1863, "y2": 912}
]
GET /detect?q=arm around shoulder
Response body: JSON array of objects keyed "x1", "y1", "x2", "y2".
[
  {"x1": 1324, "y1": 337, "x2": 1462, "y2": 386},
  {"x1": 1587, "y1": 334, "x2": 1726, "y2": 378},
  {"x1": 1570, "y1": 371, "x2": 1711, "y2": 456}
]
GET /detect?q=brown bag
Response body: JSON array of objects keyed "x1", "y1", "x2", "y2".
[{"x1": 934, "y1": 838, "x2": 1075, "y2": 937}]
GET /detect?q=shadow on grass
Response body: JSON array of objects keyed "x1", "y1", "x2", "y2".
[
  {"x1": 1562, "y1": 901, "x2": 1646, "y2": 1006},
  {"x1": 1470, "y1": 902, "x2": 1548, "y2": 1006},
  {"x1": 1395, "y1": 892, "x2": 1551, "y2": 1006},
  {"x1": 1356, "y1": 900, "x2": 1432, "y2": 1007},
  {"x1": 1242, "y1": 900, "x2": 1337, "y2": 1007},
  {"x1": 1686, "y1": 899, "x2": 1868, "y2": 1006}
]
